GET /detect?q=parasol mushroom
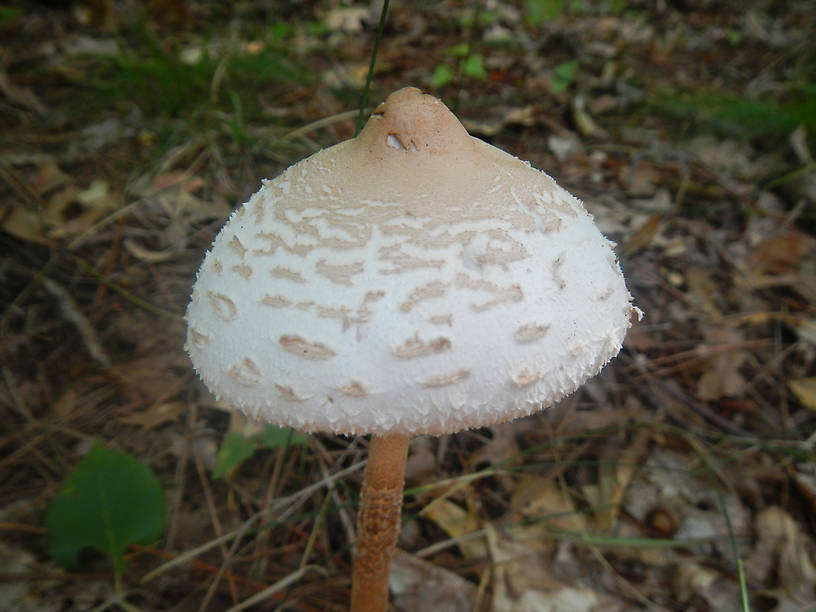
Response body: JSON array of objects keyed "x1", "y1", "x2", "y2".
[{"x1": 185, "y1": 87, "x2": 640, "y2": 611}]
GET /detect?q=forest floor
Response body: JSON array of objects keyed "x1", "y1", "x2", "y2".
[{"x1": 2, "y1": 1, "x2": 816, "y2": 610}]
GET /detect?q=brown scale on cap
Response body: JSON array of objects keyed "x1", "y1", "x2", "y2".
[
  {"x1": 340, "y1": 381, "x2": 368, "y2": 398},
  {"x1": 422, "y1": 369, "x2": 471, "y2": 388},
  {"x1": 278, "y1": 335, "x2": 336, "y2": 360},
  {"x1": 261, "y1": 294, "x2": 292, "y2": 307},
  {"x1": 228, "y1": 357, "x2": 261, "y2": 386},
  {"x1": 393, "y1": 334, "x2": 452, "y2": 359},
  {"x1": 231, "y1": 263, "x2": 252, "y2": 279},
  {"x1": 514, "y1": 323, "x2": 551, "y2": 343},
  {"x1": 206, "y1": 291, "x2": 236, "y2": 322},
  {"x1": 269, "y1": 266, "x2": 306, "y2": 282}
]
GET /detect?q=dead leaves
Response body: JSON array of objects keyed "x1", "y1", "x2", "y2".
[
  {"x1": 389, "y1": 550, "x2": 478, "y2": 612},
  {"x1": 1, "y1": 161, "x2": 121, "y2": 246},
  {"x1": 1, "y1": 154, "x2": 230, "y2": 255},
  {"x1": 746, "y1": 507, "x2": 816, "y2": 611},
  {"x1": 0, "y1": 70, "x2": 45, "y2": 114},
  {"x1": 119, "y1": 401, "x2": 186, "y2": 431},
  {"x1": 696, "y1": 327, "x2": 750, "y2": 400},
  {"x1": 487, "y1": 525, "x2": 603, "y2": 612},
  {"x1": 403, "y1": 429, "x2": 816, "y2": 611},
  {"x1": 788, "y1": 378, "x2": 816, "y2": 411}
]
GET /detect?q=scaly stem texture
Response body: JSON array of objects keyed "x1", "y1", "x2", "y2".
[{"x1": 350, "y1": 433, "x2": 410, "y2": 612}]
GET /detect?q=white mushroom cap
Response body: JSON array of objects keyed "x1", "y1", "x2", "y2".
[{"x1": 185, "y1": 87, "x2": 639, "y2": 436}]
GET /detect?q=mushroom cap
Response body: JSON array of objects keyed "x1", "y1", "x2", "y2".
[{"x1": 185, "y1": 88, "x2": 638, "y2": 436}]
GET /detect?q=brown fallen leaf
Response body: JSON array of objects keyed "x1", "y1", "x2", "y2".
[
  {"x1": 672, "y1": 561, "x2": 741, "y2": 610},
  {"x1": 793, "y1": 464, "x2": 816, "y2": 513},
  {"x1": 421, "y1": 498, "x2": 486, "y2": 560},
  {"x1": 0, "y1": 70, "x2": 46, "y2": 113},
  {"x1": 583, "y1": 430, "x2": 650, "y2": 530},
  {"x1": 623, "y1": 212, "x2": 663, "y2": 255},
  {"x1": 788, "y1": 378, "x2": 816, "y2": 411},
  {"x1": 745, "y1": 506, "x2": 816, "y2": 610},
  {"x1": 697, "y1": 327, "x2": 748, "y2": 400},
  {"x1": 119, "y1": 401, "x2": 186, "y2": 430},
  {"x1": 510, "y1": 476, "x2": 586, "y2": 532},
  {"x1": 685, "y1": 266, "x2": 724, "y2": 322},
  {"x1": 389, "y1": 549, "x2": 478, "y2": 612},
  {"x1": 750, "y1": 233, "x2": 809, "y2": 275},
  {"x1": 29, "y1": 161, "x2": 70, "y2": 195},
  {"x1": 486, "y1": 524, "x2": 614, "y2": 612}
]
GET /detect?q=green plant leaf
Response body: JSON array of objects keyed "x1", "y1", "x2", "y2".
[
  {"x1": 0, "y1": 5, "x2": 22, "y2": 26},
  {"x1": 269, "y1": 21, "x2": 291, "y2": 43},
  {"x1": 526, "y1": 0, "x2": 564, "y2": 26},
  {"x1": 306, "y1": 21, "x2": 328, "y2": 37},
  {"x1": 446, "y1": 43, "x2": 471, "y2": 58},
  {"x1": 552, "y1": 58, "x2": 579, "y2": 92},
  {"x1": 462, "y1": 54, "x2": 489, "y2": 80},
  {"x1": 726, "y1": 29, "x2": 743, "y2": 45},
  {"x1": 45, "y1": 443, "x2": 165, "y2": 574},
  {"x1": 431, "y1": 64, "x2": 455, "y2": 88},
  {"x1": 213, "y1": 432, "x2": 257, "y2": 479},
  {"x1": 604, "y1": 0, "x2": 627, "y2": 13},
  {"x1": 258, "y1": 425, "x2": 309, "y2": 449}
]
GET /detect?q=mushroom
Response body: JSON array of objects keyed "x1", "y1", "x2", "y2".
[{"x1": 185, "y1": 87, "x2": 640, "y2": 611}]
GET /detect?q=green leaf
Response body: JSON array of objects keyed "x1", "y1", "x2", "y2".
[
  {"x1": 526, "y1": 0, "x2": 564, "y2": 26},
  {"x1": 213, "y1": 432, "x2": 257, "y2": 479},
  {"x1": 555, "y1": 58, "x2": 579, "y2": 81},
  {"x1": 552, "y1": 58, "x2": 579, "y2": 92},
  {"x1": 446, "y1": 43, "x2": 471, "y2": 58},
  {"x1": 306, "y1": 21, "x2": 328, "y2": 37},
  {"x1": 431, "y1": 64, "x2": 455, "y2": 88},
  {"x1": 269, "y1": 21, "x2": 291, "y2": 42},
  {"x1": 258, "y1": 425, "x2": 309, "y2": 449},
  {"x1": 0, "y1": 5, "x2": 22, "y2": 26},
  {"x1": 461, "y1": 54, "x2": 488, "y2": 80},
  {"x1": 604, "y1": 0, "x2": 627, "y2": 13},
  {"x1": 45, "y1": 443, "x2": 165, "y2": 574},
  {"x1": 460, "y1": 11, "x2": 499, "y2": 28},
  {"x1": 726, "y1": 29, "x2": 743, "y2": 45}
]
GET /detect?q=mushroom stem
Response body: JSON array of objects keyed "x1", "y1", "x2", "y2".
[{"x1": 351, "y1": 433, "x2": 410, "y2": 612}]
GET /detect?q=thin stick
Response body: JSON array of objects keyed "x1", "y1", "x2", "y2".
[
  {"x1": 194, "y1": 455, "x2": 239, "y2": 605},
  {"x1": 350, "y1": 433, "x2": 410, "y2": 612},
  {"x1": 355, "y1": 0, "x2": 390, "y2": 136}
]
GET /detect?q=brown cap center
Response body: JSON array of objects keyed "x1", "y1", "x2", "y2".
[{"x1": 355, "y1": 87, "x2": 473, "y2": 157}]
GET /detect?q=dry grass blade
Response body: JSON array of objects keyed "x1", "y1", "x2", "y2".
[{"x1": 224, "y1": 565, "x2": 326, "y2": 612}]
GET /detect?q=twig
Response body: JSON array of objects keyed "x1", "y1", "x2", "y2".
[
  {"x1": 199, "y1": 507, "x2": 262, "y2": 612},
  {"x1": 272, "y1": 459, "x2": 366, "y2": 523},
  {"x1": 140, "y1": 513, "x2": 262, "y2": 584},
  {"x1": 140, "y1": 461, "x2": 366, "y2": 584},
  {"x1": 72, "y1": 255, "x2": 181, "y2": 321},
  {"x1": 224, "y1": 565, "x2": 325, "y2": 612},
  {"x1": 654, "y1": 380, "x2": 752, "y2": 437},
  {"x1": 312, "y1": 437, "x2": 356, "y2": 558},
  {"x1": 194, "y1": 455, "x2": 239, "y2": 605},
  {"x1": 355, "y1": 0, "x2": 390, "y2": 135},
  {"x1": 277, "y1": 109, "x2": 359, "y2": 143},
  {"x1": 40, "y1": 277, "x2": 110, "y2": 367},
  {"x1": 299, "y1": 486, "x2": 334, "y2": 570},
  {"x1": 252, "y1": 444, "x2": 287, "y2": 577}
]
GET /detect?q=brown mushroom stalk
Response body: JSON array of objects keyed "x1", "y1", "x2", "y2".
[{"x1": 350, "y1": 434, "x2": 410, "y2": 612}]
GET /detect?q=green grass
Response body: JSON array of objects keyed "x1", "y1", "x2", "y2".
[
  {"x1": 650, "y1": 84, "x2": 816, "y2": 140},
  {"x1": 96, "y1": 46, "x2": 298, "y2": 116}
]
